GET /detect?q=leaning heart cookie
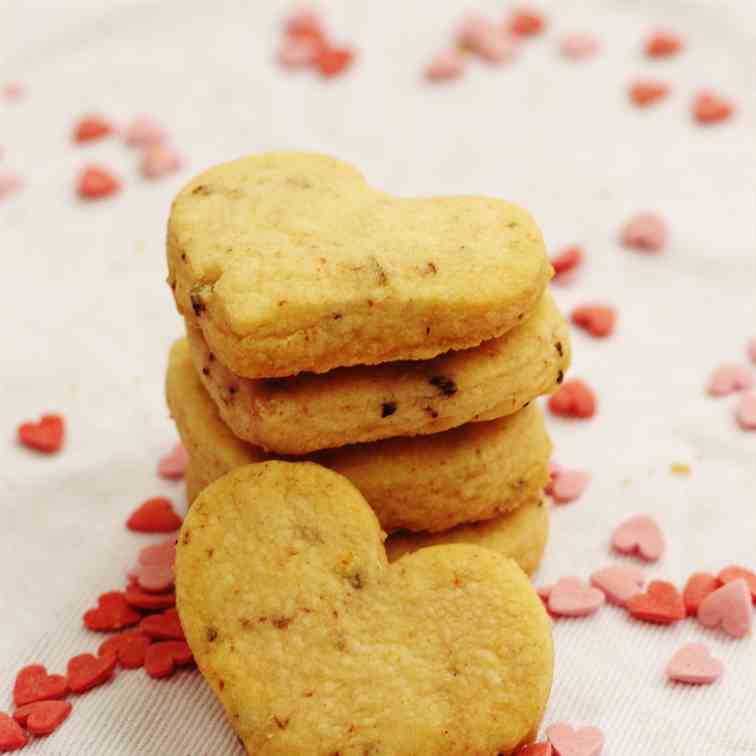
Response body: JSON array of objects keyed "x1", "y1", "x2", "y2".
[
  {"x1": 176, "y1": 462, "x2": 554, "y2": 755},
  {"x1": 167, "y1": 152, "x2": 552, "y2": 378},
  {"x1": 186, "y1": 290, "x2": 570, "y2": 454}
]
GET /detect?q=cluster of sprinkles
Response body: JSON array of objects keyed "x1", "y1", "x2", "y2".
[
  {"x1": 5, "y1": 5, "x2": 753, "y2": 754},
  {"x1": 0, "y1": 447, "x2": 191, "y2": 751}
]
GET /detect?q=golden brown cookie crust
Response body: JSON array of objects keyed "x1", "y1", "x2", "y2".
[
  {"x1": 167, "y1": 339, "x2": 551, "y2": 532},
  {"x1": 386, "y1": 495, "x2": 549, "y2": 575},
  {"x1": 185, "y1": 291, "x2": 570, "y2": 454},
  {"x1": 176, "y1": 461, "x2": 554, "y2": 755},
  {"x1": 167, "y1": 152, "x2": 552, "y2": 378}
]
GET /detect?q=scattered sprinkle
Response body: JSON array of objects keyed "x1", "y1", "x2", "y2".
[
  {"x1": 707, "y1": 364, "x2": 753, "y2": 397},
  {"x1": 626, "y1": 580, "x2": 686, "y2": 625},
  {"x1": 697, "y1": 579, "x2": 753, "y2": 638},
  {"x1": 17, "y1": 414, "x2": 64, "y2": 454},
  {"x1": 546, "y1": 723, "x2": 604, "y2": 756},
  {"x1": 559, "y1": 33, "x2": 599, "y2": 61},
  {"x1": 620, "y1": 212, "x2": 667, "y2": 253},
  {"x1": 548, "y1": 379, "x2": 597, "y2": 420},
  {"x1": 611, "y1": 514, "x2": 665, "y2": 562},
  {"x1": 666, "y1": 643, "x2": 722, "y2": 685},
  {"x1": 126, "y1": 497, "x2": 182, "y2": 533},
  {"x1": 73, "y1": 115, "x2": 115, "y2": 144},
  {"x1": 547, "y1": 577, "x2": 605, "y2": 618},
  {"x1": 571, "y1": 304, "x2": 617, "y2": 338},
  {"x1": 629, "y1": 80, "x2": 669, "y2": 107},
  {"x1": 693, "y1": 91, "x2": 734, "y2": 125},
  {"x1": 77, "y1": 165, "x2": 121, "y2": 200},
  {"x1": 644, "y1": 30, "x2": 683, "y2": 58}
]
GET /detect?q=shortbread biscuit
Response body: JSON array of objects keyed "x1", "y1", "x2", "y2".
[
  {"x1": 176, "y1": 461, "x2": 554, "y2": 755},
  {"x1": 186, "y1": 291, "x2": 570, "y2": 454},
  {"x1": 167, "y1": 339, "x2": 551, "y2": 532},
  {"x1": 185, "y1": 458, "x2": 548, "y2": 574},
  {"x1": 386, "y1": 496, "x2": 549, "y2": 575},
  {"x1": 167, "y1": 152, "x2": 552, "y2": 378}
]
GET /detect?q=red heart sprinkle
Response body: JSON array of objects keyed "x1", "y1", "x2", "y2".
[
  {"x1": 548, "y1": 379, "x2": 597, "y2": 419},
  {"x1": 127, "y1": 497, "x2": 182, "y2": 533},
  {"x1": 693, "y1": 92, "x2": 734, "y2": 125},
  {"x1": 629, "y1": 80, "x2": 669, "y2": 107},
  {"x1": 99, "y1": 632, "x2": 153, "y2": 670},
  {"x1": 316, "y1": 46, "x2": 355, "y2": 78},
  {"x1": 508, "y1": 8, "x2": 545, "y2": 36},
  {"x1": 140, "y1": 608, "x2": 185, "y2": 641},
  {"x1": 67, "y1": 653, "x2": 116, "y2": 694},
  {"x1": 13, "y1": 665, "x2": 69, "y2": 707},
  {"x1": 551, "y1": 245, "x2": 583, "y2": 275},
  {"x1": 571, "y1": 305, "x2": 617, "y2": 338},
  {"x1": 13, "y1": 700, "x2": 72, "y2": 736},
  {"x1": 73, "y1": 115, "x2": 114, "y2": 143},
  {"x1": 77, "y1": 165, "x2": 121, "y2": 200},
  {"x1": 144, "y1": 641, "x2": 194, "y2": 679},
  {"x1": 0, "y1": 713, "x2": 27, "y2": 752},
  {"x1": 17, "y1": 414, "x2": 64, "y2": 454},
  {"x1": 645, "y1": 30, "x2": 683, "y2": 58},
  {"x1": 83, "y1": 591, "x2": 141, "y2": 632},
  {"x1": 718, "y1": 566, "x2": 756, "y2": 604},
  {"x1": 515, "y1": 743, "x2": 552, "y2": 755},
  {"x1": 626, "y1": 580, "x2": 685, "y2": 625},
  {"x1": 124, "y1": 584, "x2": 176, "y2": 611},
  {"x1": 683, "y1": 573, "x2": 720, "y2": 616}
]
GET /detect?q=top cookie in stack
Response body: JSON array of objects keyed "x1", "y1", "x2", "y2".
[{"x1": 167, "y1": 152, "x2": 562, "y2": 455}]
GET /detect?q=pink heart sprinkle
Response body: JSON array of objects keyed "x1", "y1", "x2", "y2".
[
  {"x1": 141, "y1": 144, "x2": 182, "y2": 180},
  {"x1": 425, "y1": 48, "x2": 466, "y2": 82},
  {"x1": 124, "y1": 115, "x2": 167, "y2": 148},
  {"x1": 707, "y1": 364, "x2": 753, "y2": 396},
  {"x1": 3, "y1": 81, "x2": 25, "y2": 101},
  {"x1": 277, "y1": 37, "x2": 322, "y2": 68},
  {"x1": 158, "y1": 443, "x2": 188, "y2": 480},
  {"x1": 549, "y1": 469, "x2": 591, "y2": 504},
  {"x1": 560, "y1": 33, "x2": 600, "y2": 60},
  {"x1": 129, "y1": 563, "x2": 175, "y2": 593},
  {"x1": 666, "y1": 643, "x2": 723, "y2": 685},
  {"x1": 283, "y1": 6, "x2": 325, "y2": 38},
  {"x1": 748, "y1": 338, "x2": 756, "y2": 364},
  {"x1": 590, "y1": 564, "x2": 645, "y2": 606},
  {"x1": 620, "y1": 212, "x2": 667, "y2": 253},
  {"x1": 735, "y1": 392, "x2": 756, "y2": 431},
  {"x1": 457, "y1": 13, "x2": 497, "y2": 49},
  {"x1": 548, "y1": 577, "x2": 605, "y2": 618},
  {"x1": 611, "y1": 514, "x2": 665, "y2": 562},
  {"x1": 139, "y1": 539, "x2": 176, "y2": 567},
  {"x1": 546, "y1": 723, "x2": 604, "y2": 756},
  {"x1": 0, "y1": 173, "x2": 24, "y2": 199},
  {"x1": 697, "y1": 579, "x2": 753, "y2": 638}
]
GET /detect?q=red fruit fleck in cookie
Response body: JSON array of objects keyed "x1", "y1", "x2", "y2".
[
  {"x1": 127, "y1": 497, "x2": 182, "y2": 533},
  {"x1": 67, "y1": 653, "x2": 117, "y2": 694},
  {"x1": 718, "y1": 566, "x2": 756, "y2": 604},
  {"x1": 73, "y1": 115, "x2": 114, "y2": 143},
  {"x1": 140, "y1": 608, "x2": 185, "y2": 641},
  {"x1": 13, "y1": 665, "x2": 69, "y2": 707},
  {"x1": 571, "y1": 304, "x2": 617, "y2": 338},
  {"x1": 692, "y1": 91, "x2": 735, "y2": 125},
  {"x1": 83, "y1": 591, "x2": 141, "y2": 632},
  {"x1": 645, "y1": 30, "x2": 683, "y2": 58},
  {"x1": 548, "y1": 379, "x2": 597, "y2": 419},
  {"x1": 17, "y1": 413, "x2": 64, "y2": 453},
  {"x1": 626, "y1": 580, "x2": 686, "y2": 625},
  {"x1": 508, "y1": 8, "x2": 545, "y2": 37},
  {"x1": 629, "y1": 80, "x2": 669, "y2": 107},
  {"x1": 683, "y1": 572, "x2": 720, "y2": 616},
  {"x1": 13, "y1": 700, "x2": 72, "y2": 737},
  {"x1": 0, "y1": 713, "x2": 27, "y2": 752},
  {"x1": 99, "y1": 632, "x2": 153, "y2": 670},
  {"x1": 144, "y1": 641, "x2": 194, "y2": 679},
  {"x1": 77, "y1": 165, "x2": 121, "y2": 200},
  {"x1": 124, "y1": 584, "x2": 176, "y2": 611},
  {"x1": 316, "y1": 45, "x2": 355, "y2": 78}
]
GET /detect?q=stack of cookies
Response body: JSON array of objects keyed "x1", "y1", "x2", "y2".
[{"x1": 164, "y1": 152, "x2": 570, "y2": 576}]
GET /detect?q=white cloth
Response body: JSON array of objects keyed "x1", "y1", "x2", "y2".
[{"x1": 2, "y1": 1, "x2": 755, "y2": 753}]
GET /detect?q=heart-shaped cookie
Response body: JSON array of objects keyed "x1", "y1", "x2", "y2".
[
  {"x1": 176, "y1": 462, "x2": 553, "y2": 754},
  {"x1": 168, "y1": 152, "x2": 551, "y2": 378}
]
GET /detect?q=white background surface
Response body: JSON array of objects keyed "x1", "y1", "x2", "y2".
[{"x1": 2, "y1": 1, "x2": 756, "y2": 753}]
